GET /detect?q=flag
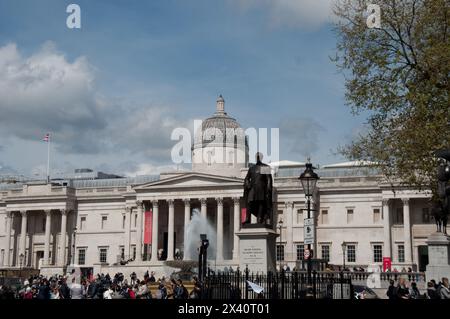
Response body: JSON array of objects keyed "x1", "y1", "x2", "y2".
[
  {"x1": 246, "y1": 281, "x2": 264, "y2": 294},
  {"x1": 144, "y1": 210, "x2": 153, "y2": 244},
  {"x1": 43, "y1": 133, "x2": 50, "y2": 142},
  {"x1": 241, "y1": 208, "x2": 247, "y2": 223}
]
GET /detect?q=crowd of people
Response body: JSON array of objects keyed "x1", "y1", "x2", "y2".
[
  {"x1": 0, "y1": 270, "x2": 202, "y2": 300},
  {"x1": 386, "y1": 277, "x2": 450, "y2": 299}
]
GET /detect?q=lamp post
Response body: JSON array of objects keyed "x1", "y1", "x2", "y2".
[
  {"x1": 341, "y1": 242, "x2": 346, "y2": 270},
  {"x1": 278, "y1": 219, "x2": 283, "y2": 272},
  {"x1": 299, "y1": 160, "x2": 319, "y2": 288},
  {"x1": 19, "y1": 253, "x2": 24, "y2": 279},
  {"x1": 71, "y1": 227, "x2": 77, "y2": 265}
]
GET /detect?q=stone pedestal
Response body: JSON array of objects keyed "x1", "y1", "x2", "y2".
[
  {"x1": 236, "y1": 225, "x2": 278, "y2": 274},
  {"x1": 425, "y1": 232, "x2": 450, "y2": 282}
]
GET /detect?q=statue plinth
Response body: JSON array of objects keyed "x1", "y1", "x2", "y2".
[
  {"x1": 236, "y1": 227, "x2": 278, "y2": 274},
  {"x1": 425, "y1": 232, "x2": 450, "y2": 282}
]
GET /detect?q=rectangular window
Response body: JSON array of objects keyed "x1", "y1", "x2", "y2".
[
  {"x1": 80, "y1": 217, "x2": 86, "y2": 231},
  {"x1": 346, "y1": 209, "x2": 354, "y2": 223},
  {"x1": 373, "y1": 209, "x2": 381, "y2": 223},
  {"x1": 373, "y1": 245, "x2": 382, "y2": 262},
  {"x1": 296, "y1": 244, "x2": 305, "y2": 261},
  {"x1": 395, "y1": 207, "x2": 404, "y2": 224},
  {"x1": 122, "y1": 215, "x2": 126, "y2": 229},
  {"x1": 321, "y1": 245, "x2": 330, "y2": 262},
  {"x1": 321, "y1": 210, "x2": 328, "y2": 224},
  {"x1": 276, "y1": 245, "x2": 285, "y2": 261},
  {"x1": 422, "y1": 208, "x2": 430, "y2": 223},
  {"x1": 347, "y1": 245, "x2": 356, "y2": 263},
  {"x1": 134, "y1": 214, "x2": 137, "y2": 227},
  {"x1": 297, "y1": 210, "x2": 303, "y2": 224},
  {"x1": 398, "y1": 245, "x2": 405, "y2": 263},
  {"x1": 78, "y1": 249, "x2": 86, "y2": 265},
  {"x1": 99, "y1": 248, "x2": 107, "y2": 263},
  {"x1": 132, "y1": 246, "x2": 136, "y2": 260},
  {"x1": 101, "y1": 216, "x2": 107, "y2": 229}
]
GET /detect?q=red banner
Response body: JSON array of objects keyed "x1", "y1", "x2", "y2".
[
  {"x1": 144, "y1": 210, "x2": 152, "y2": 244},
  {"x1": 383, "y1": 257, "x2": 392, "y2": 272},
  {"x1": 241, "y1": 208, "x2": 247, "y2": 223}
]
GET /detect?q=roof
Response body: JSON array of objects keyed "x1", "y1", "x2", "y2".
[{"x1": 322, "y1": 161, "x2": 378, "y2": 169}]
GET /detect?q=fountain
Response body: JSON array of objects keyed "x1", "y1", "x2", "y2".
[{"x1": 165, "y1": 208, "x2": 217, "y2": 280}]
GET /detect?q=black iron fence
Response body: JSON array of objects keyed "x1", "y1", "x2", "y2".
[{"x1": 202, "y1": 268, "x2": 353, "y2": 299}]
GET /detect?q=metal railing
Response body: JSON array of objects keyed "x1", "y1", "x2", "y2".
[{"x1": 202, "y1": 268, "x2": 353, "y2": 299}]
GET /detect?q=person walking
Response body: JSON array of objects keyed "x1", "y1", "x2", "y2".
[
  {"x1": 386, "y1": 280, "x2": 397, "y2": 300},
  {"x1": 440, "y1": 278, "x2": 450, "y2": 299}
]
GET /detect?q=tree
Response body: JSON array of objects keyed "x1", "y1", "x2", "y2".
[{"x1": 332, "y1": 0, "x2": 450, "y2": 192}]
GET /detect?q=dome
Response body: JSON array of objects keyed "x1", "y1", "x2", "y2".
[{"x1": 194, "y1": 95, "x2": 246, "y2": 146}]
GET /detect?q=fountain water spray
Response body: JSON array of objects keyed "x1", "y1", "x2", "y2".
[{"x1": 184, "y1": 208, "x2": 217, "y2": 261}]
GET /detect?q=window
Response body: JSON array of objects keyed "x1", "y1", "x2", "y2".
[
  {"x1": 122, "y1": 215, "x2": 126, "y2": 229},
  {"x1": 80, "y1": 217, "x2": 86, "y2": 231},
  {"x1": 296, "y1": 210, "x2": 303, "y2": 223},
  {"x1": 394, "y1": 207, "x2": 404, "y2": 224},
  {"x1": 78, "y1": 249, "x2": 86, "y2": 265},
  {"x1": 321, "y1": 245, "x2": 330, "y2": 262},
  {"x1": 134, "y1": 214, "x2": 137, "y2": 227},
  {"x1": 296, "y1": 244, "x2": 305, "y2": 261},
  {"x1": 347, "y1": 245, "x2": 356, "y2": 262},
  {"x1": 99, "y1": 248, "x2": 108, "y2": 263},
  {"x1": 42, "y1": 218, "x2": 46, "y2": 232},
  {"x1": 422, "y1": 208, "x2": 430, "y2": 223},
  {"x1": 346, "y1": 209, "x2": 354, "y2": 223},
  {"x1": 398, "y1": 245, "x2": 405, "y2": 263},
  {"x1": 373, "y1": 245, "x2": 382, "y2": 262},
  {"x1": 321, "y1": 210, "x2": 328, "y2": 224},
  {"x1": 276, "y1": 245, "x2": 285, "y2": 261},
  {"x1": 373, "y1": 209, "x2": 381, "y2": 223},
  {"x1": 101, "y1": 216, "x2": 107, "y2": 229},
  {"x1": 132, "y1": 246, "x2": 136, "y2": 260}
]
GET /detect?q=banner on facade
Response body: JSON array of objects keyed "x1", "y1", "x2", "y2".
[
  {"x1": 382, "y1": 257, "x2": 391, "y2": 272},
  {"x1": 241, "y1": 208, "x2": 247, "y2": 223},
  {"x1": 144, "y1": 210, "x2": 152, "y2": 244}
]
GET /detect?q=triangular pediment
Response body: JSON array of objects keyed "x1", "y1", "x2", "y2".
[{"x1": 133, "y1": 172, "x2": 243, "y2": 190}]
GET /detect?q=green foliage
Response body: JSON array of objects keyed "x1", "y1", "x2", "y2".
[{"x1": 332, "y1": 0, "x2": 450, "y2": 191}]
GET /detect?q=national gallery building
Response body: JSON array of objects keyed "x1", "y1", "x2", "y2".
[{"x1": 0, "y1": 97, "x2": 434, "y2": 277}]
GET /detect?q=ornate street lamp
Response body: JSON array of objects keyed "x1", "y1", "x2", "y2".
[
  {"x1": 341, "y1": 242, "x2": 346, "y2": 270},
  {"x1": 299, "y1": 160, "x2": 319, "y2": 290},
  {"x1": 278, "y1": 219, "x2": 283, "y2": 272},
  {"x1": 19, "y1": 253, "x2": 24, "y2": 279}
]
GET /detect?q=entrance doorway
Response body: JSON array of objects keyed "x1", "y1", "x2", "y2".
[
  {"x1": 35, "y1": 251, "x2": 44, "y2": 269},
  {"x1": 163, "y1": 232, "x2": 176, "y2": 261},
  {"x1": 418, "y1": 245, "x2": 429, "y2": 272}
]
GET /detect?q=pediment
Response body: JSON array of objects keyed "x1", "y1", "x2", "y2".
[{"x1": 133, "y1": 172, "x2": 243, "y2": 190}]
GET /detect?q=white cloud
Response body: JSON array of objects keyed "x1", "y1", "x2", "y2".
[{"x1": 231, "y1": 0, "x2": 336, "y2": 29}]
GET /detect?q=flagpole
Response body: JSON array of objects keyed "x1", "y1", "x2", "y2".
[{"x1": 47, "y1": 133, "x2": 50, "y2": 184}]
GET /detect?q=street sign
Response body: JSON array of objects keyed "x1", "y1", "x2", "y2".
[{"x1": 304, "y1": 218, "x2": 315, "y2": 245}]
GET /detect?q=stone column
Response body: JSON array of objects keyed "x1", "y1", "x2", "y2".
[
  {"x1": 233, "y1": 197, "x2": 240, "y2": 260},
  {"x1": 167, "y1": 199, "x2": 175, "y2": 261},
  {"x1": 19, "y1": 210, "x2": 27, "y2": 266},
  {"x1": 136, "y1": 201, "x2": 144, "y2": 262},
  {"x1": 43, "y1": 210, "x2": 52, "y2": 266},
  {"x1": 183, "y1": 199, "x2": 190, "y2": 259},
  {"x1": 5, "y1": 212, "x2": 13, "y2": 267},
  {"x1": 216, "y1": 198, "x2": 224, "y2": 262},
  {"x1": 125, "y1": 206, "x2": 132, "y2": 259},
  {"x1": 285, "y1": 202, "x2": 293, "y2": 262},
  {"x1": 382, "y1": 199, "x2": 391, "y2": 259},
  {"x1": 200, "y1": 198, "x2": 207, "y2": 219},
  {"x1": 59, "y1": 210, "x2": 68, "y2": 266},
  {"x1": 402, "y1": 198, "x2": 412, "y2": 265},
  {"x1": 150, "y1": 201, "x2": 159, "y2": 262}
]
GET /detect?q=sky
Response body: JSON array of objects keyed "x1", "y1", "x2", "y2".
[{"x1": 0, "y1": 0, "x2": 368, "y2": 178}]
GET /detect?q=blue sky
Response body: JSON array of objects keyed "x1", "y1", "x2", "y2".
[{"x1": 0, "y1": 0, "x2": 368, "y2": 177}]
